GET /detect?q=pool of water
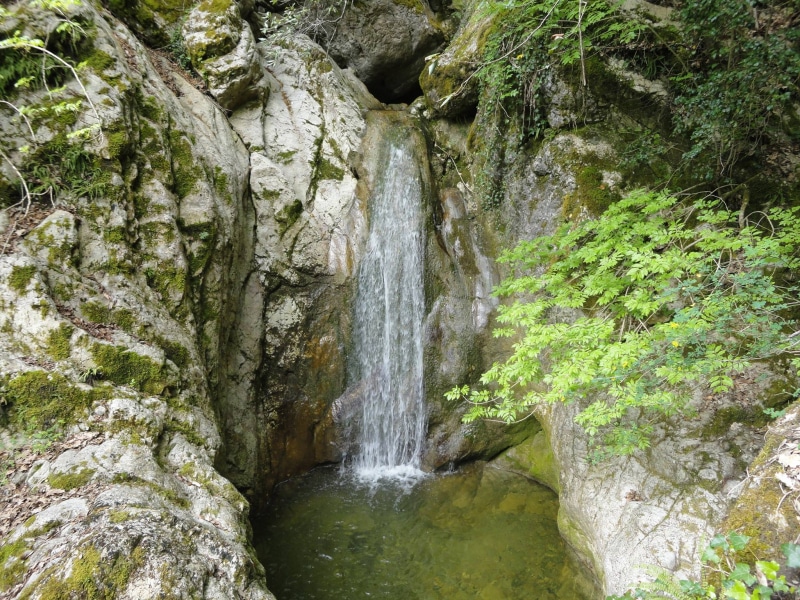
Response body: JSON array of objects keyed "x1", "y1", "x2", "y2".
[{"x1": 252, "y1": 463, "x2": 597, "y2": 600}]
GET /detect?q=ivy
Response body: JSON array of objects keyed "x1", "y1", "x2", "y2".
[{"x1": 447, "y1": 190, "x2": 800, "y2": 456}]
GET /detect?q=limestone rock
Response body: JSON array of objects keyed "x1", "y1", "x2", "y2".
[
  {"x1": 182, "y1": 0, "x2": 264, "y2": 110},
  {"x1": 0, "y1": 1, "x2": 270, "y2": 597},
  {"x1": 420, "y1": 0, "x2": 495, "y2": 117},
  {"x1": 104, "y1": 0, "x2": 187, "y2": 46},
  {"x1": 323, "y1": 0, "x2": 445, "y2": 102}
]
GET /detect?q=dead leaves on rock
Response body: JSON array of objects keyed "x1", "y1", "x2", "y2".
[{"x1": 0, "y1": 431, "x2": 104, "y2": 540}]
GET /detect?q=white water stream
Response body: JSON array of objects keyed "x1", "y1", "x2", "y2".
[{"x1": 349, "y1": 140, "x2": 427, "y2": 481}]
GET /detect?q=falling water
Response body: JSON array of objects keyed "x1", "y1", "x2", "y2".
[{"x1": 349, "y1": 138, "x2": 427, "y2": 481}]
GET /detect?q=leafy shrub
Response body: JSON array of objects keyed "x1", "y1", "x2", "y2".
[{"x1": 448, "y1": 190, "x2": 800, "y2": 456}]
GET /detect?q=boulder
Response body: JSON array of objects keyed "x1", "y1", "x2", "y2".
[{"x1": 322, "y1": 0, "x2": 445, "y2": 102}]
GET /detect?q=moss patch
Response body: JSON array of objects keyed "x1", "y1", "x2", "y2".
[
  {"x1": 112, "y1": 473, "x2": 190, "y2": 509},
  {"x1": 562, "y1": 166, "x2": 619, "y2": 219},
  {"x1": 168, "y1": 130, "x2": 202, "y2": 198},
  {"x1": 80, "y1": 301, "x2": 136, "y2": 332},
  {"x1": 31, "y1": 544, "x2": 145, "y2": 600},
  {"x1": 48, "y1": 468, "x2": 94, "y2": 491},
  {"x1": 0, "y1": 538, "x2": 27, "y2": 591},
  {"x1": 8, "y1": 265, "x2": 37, "y2": 294},
  {"x1": 314, "y1": 157, "x2": 345, "y2": 182},
  {"x1": 45, "y1": 323, "x2": 73, "y2": 361},
  {"x1": 89, "y1": 344, "x2": 171, "y2": 395},
  {"x1": 1, "y1": 370, "x2": 106, "y2": 431},
  {"x1": 275, "y1": 200, "x2": 304, "y2": 234}
]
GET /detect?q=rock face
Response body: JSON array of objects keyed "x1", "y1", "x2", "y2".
[
  {"x1": 0, "y1": 1, "x2": 268, "y2": 596},
  {"x1": 1, "y1": 0, "x2": 793, "y2": 598},
  {"x1": 322, "y1": 0, "x2": 445, "y2": 102}
]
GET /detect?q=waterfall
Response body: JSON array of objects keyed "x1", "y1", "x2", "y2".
[{"x1": 349, "y1": 138, "x2": 427, "y2": 480}]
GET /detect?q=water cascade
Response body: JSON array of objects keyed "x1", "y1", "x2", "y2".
[
  {"x1": 348, "y1": 132, "x2": 427, "y2": 479},
  {"x1": 252, "y1": 116, "x2": 597, "y2": 599}
]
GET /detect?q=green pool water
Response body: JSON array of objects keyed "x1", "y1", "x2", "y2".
[{"x1": 252, "y1": 463, "x2": 597, "y2": 600}]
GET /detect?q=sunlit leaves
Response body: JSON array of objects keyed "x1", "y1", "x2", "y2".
[{"x1": 451, "y1": 190, "x2": 800, "y2": 456}]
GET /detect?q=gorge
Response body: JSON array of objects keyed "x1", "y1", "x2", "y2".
[{"x1": 0, "y1": 0, "x2": 799, "y2": 599}]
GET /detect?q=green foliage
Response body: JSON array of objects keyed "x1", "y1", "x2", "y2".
[
  {"x1": 672, "y1": 0, "x2": 800, "y2": 181},
  {"x1": 448, "y1": 190, "x2": 800, "y2": 455},
  {"x1": 0, "y1": 0, "x2": 104, "y2": 210},
  {"x1": 167, "y1": 25, "x2": 192, "y2": 71},
  {"x1": 472, "y1": 0, "x2": 644, "y2": 141},
  {"x1": 609, "y1": 533, "x2": 800, "y2": 599}
]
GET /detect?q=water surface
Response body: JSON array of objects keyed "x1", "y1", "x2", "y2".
[{"x1": 253, "y1": 464, "x2": 596, "y2": 600}]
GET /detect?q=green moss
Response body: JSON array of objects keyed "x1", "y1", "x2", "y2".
[
  {"x1": 90, "y1": 344, "x2": 170, "y2": 395},
  {"x1": 168, "y1": 130, "x2": 202, "y2": 198},
  {"x1": 32, "y1": 544, "x2": 145, "y2": 600},
  {"x1": 393, "y1": 0, "x2": 424, "y2": 12},
  {"x1": 702, "y1": 405, "x2": 770, "y2": 439},
  {"x1": 0, "y1": 538, "x2": 27, "y2": 591},
  {"x1": 112, "y1": 473, "x2": 190, "y2": 509},
  {"x1": 79, "y1": 300, "x2": 137, "y2": 338},
  {"x1": 2, "y1": 370, "x2": 106, "y2": 431},
  {"x1": 47, "y1": 468, "x2": 94, "y2": 491},
  {"x1": 108, "y1": 510, "x2": 131, "y2": 524},
  {"x1": 562, "y1": 166, "x2": 619, "y2": 219},
  {"x1": 8, "y1": 265, "x2": 37, "y2": 294},
  {"x1": 139, "y1": 221, "x2": 176, "y2": 245},
  {"x1": 81, "y1": 49, "x2": 115, "y2": 74},
  {"x1": 314, "y1": 157, "x2": 345, "y2": 182},
  {"x1": 153, "y1": 336, "x2": 190, "y2": 369},
  {"x1": 165, "y1": 417, "x2": 207, "y2": 449},
  {"x1": 212, "y1": 167, "x2": 233, "y2": 204},
  {"x1": 46, "y1": 323, "x2": 73, "y2": 361},
  {"x1": 144, "y1": 265, "x2": 186, "y2": 303},
  {"x1": 276, "y1": 150, "x2": 297, "y2": 164},
  {"x1": 275, "y1": 200, "x2": 304, "y2": 235},
  {"x1": 105, "y1": 129, "x2": 131, "y2": 161}
]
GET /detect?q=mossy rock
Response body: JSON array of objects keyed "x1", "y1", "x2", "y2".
[
  {"x1": 89, "y1": 344, "x2": 173, "y2": 395},
  {"x1": 181, "y1": 0, "x2": 240, "y2": 66},
  {"x1": 562, "y1": 166, "x2": 621, "y2": 219},
  {"x1": 7, "y1": 264, "x2": 37, "y2": 294},
  {"x1": 0, "y1": 538, "x2": 27, "y2": 592},
  {"x1": 1, "y1": 370, "x2": 107, "y2": 432},
  {"x1": 105, "y1": 0, "x2": 188, "y2": 47},
  {"x1": 494, "y1": 430, "x2": 560, "y2": 492},
  {"x1": 720, "y1": 402, "x2": 800, "y2": 563},
  {"x1": 30, "y1": 544, "x2": 145, "y2": 600}
]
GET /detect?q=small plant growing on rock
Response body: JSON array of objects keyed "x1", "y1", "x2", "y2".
[
  {"x1": 0, "y1": 0, "x2": 104, "y2": 212},
  {"x1": 608, "y1": 532, "x2": 800, "y2": 599}
]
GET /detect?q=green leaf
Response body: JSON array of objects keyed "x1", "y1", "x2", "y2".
[
  {"x1": 723, "y1": 579, "x2": 750, "y2": 600},
  {"x1": 754, "y1": 561, "x2": 779, "y2": 581},
  {"x1": 728, "y1": 563, "x2": 755, "y2": 585},
  {"x1": 702, "y1": 546, "x2": 722, "y2": 564},
  {"x1": 728, "y1": 532, "x2": 751, "y2": 552},
  {"x1": 780, "y1": 543, "x2": 800, "y2": 568}
]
